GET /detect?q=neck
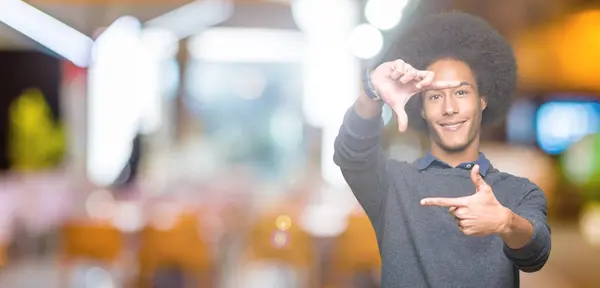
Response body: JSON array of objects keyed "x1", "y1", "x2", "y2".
[{"x1": 429, "y1": 138, "x2": 480, "y2": 167}]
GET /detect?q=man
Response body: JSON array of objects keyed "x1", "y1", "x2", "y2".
[{"x1": 333, "y1": 11, "x2": 551, "y2": 288}]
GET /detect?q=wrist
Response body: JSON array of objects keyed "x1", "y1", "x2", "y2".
[
  {"x1": 362, "y1": 68, "x2": 383, "y2": 102},
  {"x1": 355, "y1": 90, "x2": 384, "y2": 119},
  {"x1": 497, "y1": 206, "x2": 514, "y2": 236}
]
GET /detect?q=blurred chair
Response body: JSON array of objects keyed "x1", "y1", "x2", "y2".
[
  {"x1": 242, "y1": 211, "x2": 317, "y2": 288},
  {"x1": 328, "y1": 211, "x2": 381, "y2": 288},
  {"x1": 0, "y1": 242, "x2": 6, "y2": 267},
  {"x1": 136, "y1": 211, "x2": 215, "y2": 288},
  {"x1": 59, "y1": 219, "x2": 124, "y2": 286}
]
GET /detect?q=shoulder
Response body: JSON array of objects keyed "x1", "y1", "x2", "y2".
[
  {"x1": 488, "y1": 170, "x2": 546, "y2": 205},
  {"x1": 384, "y1": 159, "x2": 423, "y2": 182},
  {"x1": 490, "y1": 170, "x2": 539, "y2": 191},
  {"x1": 387, "y1": 158, "x2": 421, "y2": 172}
]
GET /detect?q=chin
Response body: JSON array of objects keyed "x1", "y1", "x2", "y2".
[
  {"x1": 427, "y1": 119, "x2": 480, "y2": 153},
  {"x1": 437, "y1": 141, "x2": 471, "y2": 153}
]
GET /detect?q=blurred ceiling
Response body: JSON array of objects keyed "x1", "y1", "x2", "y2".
[
  {"x1": 0, "y1": 0, "x2": 297, "y2": 49},
  {"x1": 1, "y1": 0, "x2": 598, "y2": 62},
  {"x1": 0, "y1": 3, "x2": 184, "y2": 48},
  {"x1": 0, "y1": 0, "x2": 589, "y2": 46}
]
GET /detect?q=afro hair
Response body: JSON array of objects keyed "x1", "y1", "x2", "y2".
[{"x1": 386, "y1": 11, "x2": 517, "y2": 132}]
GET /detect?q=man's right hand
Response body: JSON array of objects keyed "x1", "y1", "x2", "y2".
[{"x1": 370, "y1": 59, "x2": 460, "y2": 132}]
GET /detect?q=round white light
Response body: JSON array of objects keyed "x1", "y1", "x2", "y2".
[
  {"x1": 365, "y1": 0, "x2": 408, "y2": 31},
  {"x1": 349, "y1": 24, "x2": 383, "y2": 59},
  {"x1": 292, "y1": 0, "x2": 357, "y2": 35}
]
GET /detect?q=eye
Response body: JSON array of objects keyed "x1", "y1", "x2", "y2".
[
  {"x1": 428, "y1": 94, "x2": 442, "y2": 100},
  {"x1": 455, "y1": 90, "x2": 469, "y2": 97}
]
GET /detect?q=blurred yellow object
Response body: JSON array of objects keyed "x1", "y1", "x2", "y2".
[
  {"x1": 242, "y1": 210, "x2": 317, "y2": 288},
  {"x1": 580, "y1": 201, "x2": 600, "y2": 247},
  {"x1": 558, "y1": 10, "x2": 600, "y2": 90},
  {"x1": 8, "y1": 88, "x2": 65, "y2": 171},
  {"x1": 60, "y1": 220, "x2": 123, "y2": 262},
  {"x1": 137, "y1": 212, "x2": 213, "y2": 285},
  {"x1": 514, "y1": 9, "x2": 600, "y2": 93},
  {"x1": 0, "y1": 243, "x2": 6, "y2": 267},
  {"x1": 245, "y1": 211, "x2": 316, "y2": 268},
  {"x1": 331, "y1": 211, "x2": 380, "y2": 272}
]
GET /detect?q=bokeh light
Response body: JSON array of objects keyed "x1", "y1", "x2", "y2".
[
  {"x1": 348, "y1": 24, "x2": 383, "y2": 59},
  {"x1": 580, "y1": 202, "x2": 600, "y2": 247},
  {"x1": 562, "y1": 133, "x2": 600, "y2": 199},
  {"x1": 275, "y1": 214, "x2": 292, "y2": 231}
]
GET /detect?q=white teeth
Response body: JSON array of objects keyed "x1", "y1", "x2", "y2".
[
  {"x1": 442, "y1": 123, "x2": 460, "y2": 127},
  {"x1": 440, "y1": 121, "x2": 465, "y2": 129}
]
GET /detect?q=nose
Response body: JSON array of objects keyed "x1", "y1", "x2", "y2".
[{"x1": 442, "y1": 94, "x2": 458, "y2": 116}]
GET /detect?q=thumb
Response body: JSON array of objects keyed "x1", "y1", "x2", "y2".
[
  {"x1": 470, "y1": 165, "x2": 488, "y2": 192},
  {"x1": 394, "y1": 105, "x2": 408, "y2": 132}
]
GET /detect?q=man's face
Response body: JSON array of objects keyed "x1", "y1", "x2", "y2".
[{"x1": 421, "y1": 58, "x2": 487, "y2": 153}]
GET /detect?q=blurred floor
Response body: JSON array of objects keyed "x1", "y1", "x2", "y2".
[
  {"x1": 0, "y1": 224, "x2": 598, "y2": 288},
  {"x1": 0, "y1": 258, "x2": 60, "y2": 288}
]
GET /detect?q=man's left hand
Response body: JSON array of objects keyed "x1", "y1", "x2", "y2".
[{"x1": 420, "y1": 164, "x2": 512, "y2": 236}]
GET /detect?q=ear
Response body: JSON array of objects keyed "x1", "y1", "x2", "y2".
[{"x1": 480, "y1": 96, "x2": 487, "y2": 111}]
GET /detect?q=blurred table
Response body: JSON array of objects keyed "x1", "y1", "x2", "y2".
[
  {"x1": 521, "y1": 223, "x2": 600, "y2": 288},
  {"x1": 0, "y1": 223, "x2": 599, "y2": 287}
]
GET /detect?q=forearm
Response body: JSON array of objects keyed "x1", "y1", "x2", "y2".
[
  {"x1": 333, "y1": 91, "x2": 388, "y2": 229},
  {"x1": 354, "y1": 90, "x2": 384, "y2": 119},
  {"x1": 501, "y1": 209, "x2": 551, "y2": 272},
  {"x1": 334, "y1": 92, "x2": 384, "y2": 165}
]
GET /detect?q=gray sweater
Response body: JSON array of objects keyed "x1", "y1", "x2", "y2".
[{"x1": 333, "y1": 107, "x2": 551, "y2": 288}]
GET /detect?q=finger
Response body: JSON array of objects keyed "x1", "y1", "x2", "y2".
[
  {"x1": 448, "y1": 206, "x2": 458, "y2": 213},
  {"x1": 453, "y1": 207, "x2": 474, "y2": 219},
  {"x1": 470, "y1": 164, "x2": 489, "y2": 191},
  {"x1": 399, "y1": 65, "x2": 418, "y2": 84},
  {"x1": 394, "y1": 104, "x2": 409, "y2": 132},
  {"x1": 415, "y1": 71, "x2": 435, "y2": 89},
  {"x1": 425, "y1": 80, "x2": 463, "y2": 90},
  {"x1": 390, "y1": 59, "x2": 406, "y2": 80},
  {"x1": 461, "y1": 227, "x2": 474, "y2": 235},
  {"x1": 458, "y1": 221, "x2": 478, "y2": 236},
  {"x1": 457, "y1": 219, "x2": 467, "y2": 232},
  {"x1": 390, "y1": 70, "x2": 404, "y2": 81},
  {"x1": 459, "y1": 219, "x2": 474, "y2": 227},
  {"x1": 420, "y1": 197, "x2": 469, "y2": 207}
]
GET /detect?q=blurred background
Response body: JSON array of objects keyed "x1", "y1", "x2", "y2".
[{"x1": 0, "y1": 0, "x2": 599, "y2": 287}]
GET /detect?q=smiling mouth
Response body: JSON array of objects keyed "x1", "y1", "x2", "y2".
[{"x1": 438, "y1": 120, "x2": 467, "y2": 130}]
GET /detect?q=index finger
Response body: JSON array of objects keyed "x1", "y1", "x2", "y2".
[
  {"x1": 422, "y1": 80, "x2": 462, "y2": 91},
  {"x1": 415, "y1": 71, "x2": 434, "y2": 89},
  {"x1": 420, "y1": 197, "x2": 469, "y2": 207}
]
